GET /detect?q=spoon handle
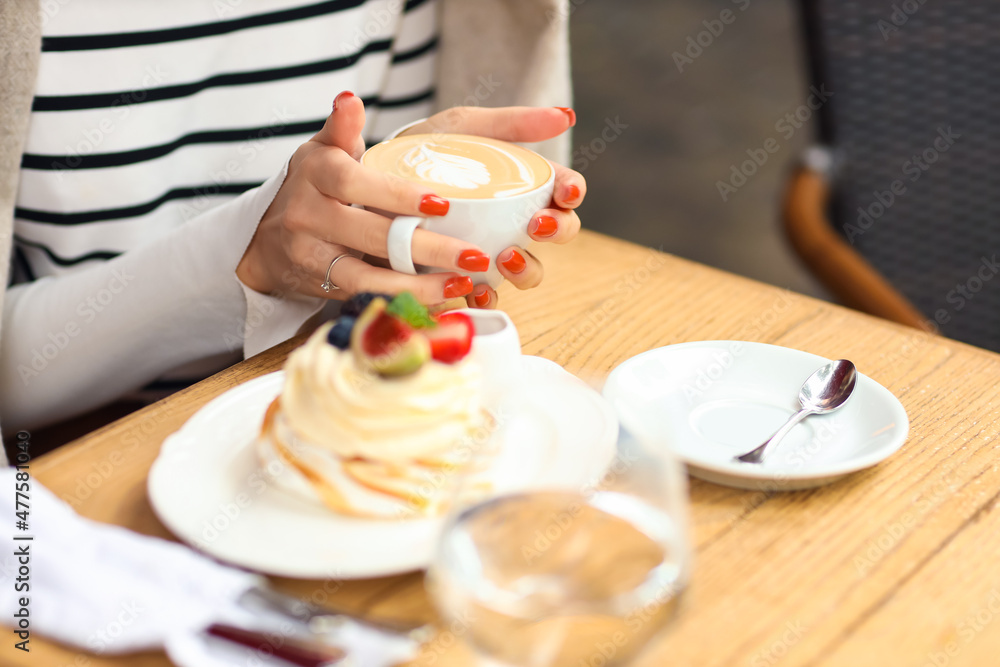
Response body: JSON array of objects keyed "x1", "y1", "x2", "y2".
[{"x1": 735, "y1": 407, "x2": 812, "y2": 463}]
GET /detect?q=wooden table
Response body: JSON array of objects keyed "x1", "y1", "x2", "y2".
[{"x1": 11, "y1": 230, "x2": 1000, "y2": 667}]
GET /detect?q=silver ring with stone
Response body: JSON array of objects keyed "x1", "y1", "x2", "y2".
[{"x1": 321, "y1": 253, "x2": 352, "y2": 293}]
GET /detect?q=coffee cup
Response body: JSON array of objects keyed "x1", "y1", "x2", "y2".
[{"x1": 361, "y1": 133, "x2": 555, "y2": 288}]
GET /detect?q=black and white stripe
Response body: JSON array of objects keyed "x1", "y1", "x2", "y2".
[{"x1": 15, "y1": 0, "x2": 438, "y2": 279}]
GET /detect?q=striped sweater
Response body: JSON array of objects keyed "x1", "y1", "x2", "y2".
[{"x1": 0, "y1": 0, "x2": 570, "y2": 454}]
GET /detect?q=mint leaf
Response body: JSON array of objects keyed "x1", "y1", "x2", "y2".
[{"x1": 386, "y1": 291, "x2": 436, "y2": 329}]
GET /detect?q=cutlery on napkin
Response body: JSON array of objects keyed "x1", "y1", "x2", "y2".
[
  {"x1": 0, "y1": 468, "x2": 420, "y2": 667},
  {"x1": 206, "y1": 623, "x2": 345, "y2": 666}
]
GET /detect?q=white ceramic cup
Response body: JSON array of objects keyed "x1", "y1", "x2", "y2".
[{"x1": 361, "y1": 143, "x2": 555, "y2": 288}]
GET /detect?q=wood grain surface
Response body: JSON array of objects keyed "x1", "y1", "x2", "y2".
[{"x1": 9, "y1": 230, "x2": 1000, "y2": 667}]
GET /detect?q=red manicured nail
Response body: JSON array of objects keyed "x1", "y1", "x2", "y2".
[
  {"x1": 555, "y1": 107, "x2": 577, "y2": 127},
  {"x1": 457, "y1": 250, "x2": 490, "y2": 272},
  {"x1": 565, "y1": 184, "x2": 581, "y2": 204},
  {"x1": 333, "y1": 90, "x2": 355, "y2": 112},
  {"x1": 419, "y1": 194, "x2": 450, "y2": 216},
  {"x1": 529, "y1": 215, "x2": 558, "y2": 238},
  {"x1": 500, "y1": 249, "x2": 526, "y2": 274},
  {"x1": 474, "y1": 288, "x2": 490, "y2": 307},
  {"x1": 443, "y1": 276, "x2": 473, "y2": 299}
]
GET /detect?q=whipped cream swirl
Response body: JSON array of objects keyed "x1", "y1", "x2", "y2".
[{"x1": 280, "y1": 325, "x2": 490, "y2": 463}]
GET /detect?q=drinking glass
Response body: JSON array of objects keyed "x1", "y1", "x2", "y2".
[{"x1": 426, "y1": 403, "x2": 691, "y2": 666}]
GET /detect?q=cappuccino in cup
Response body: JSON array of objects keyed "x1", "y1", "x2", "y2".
[
  {"x1": 362, "y1": 133, "x2": 555, "y2": 288},
  {"x1": 362, "y1": 133, "x2": 552, "y2": 199}
]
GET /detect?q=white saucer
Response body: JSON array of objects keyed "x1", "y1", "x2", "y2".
[
  {"x1": 148, "y1": 356, "x2": 618, "y2": 578},
  {"x1": 602, "y1": 341, "x2": 909, "y2": 490}
]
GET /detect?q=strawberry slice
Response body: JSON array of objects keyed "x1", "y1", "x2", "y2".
[
  {"x1": 351, "y1": 298, "x2": 430, "y2": 376},
  {"x1": 362, "y1": 310, "x2": 413, "y2": 356},
  {"x1": 425, "y1": 311, "x2": 474, "y2": 363}
]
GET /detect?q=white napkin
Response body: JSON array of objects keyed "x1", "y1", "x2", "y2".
[{"x1": 0, "y1": 468, "x2": 418, "y2": 666}]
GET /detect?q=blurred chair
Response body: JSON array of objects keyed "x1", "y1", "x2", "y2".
[{"x1": 784, "y1": 0, "x2": 1000, "y2": 350}]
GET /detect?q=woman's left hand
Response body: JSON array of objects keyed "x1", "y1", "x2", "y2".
[{"x1": 399, "y1": 106, "x2": 586, "y2": 309}]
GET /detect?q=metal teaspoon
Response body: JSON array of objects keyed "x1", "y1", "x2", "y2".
[{"x1": 734, "y1": 359, "x2": 857, "y2": 464}]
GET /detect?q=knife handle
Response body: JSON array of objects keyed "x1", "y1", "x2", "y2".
[{"x1": 207, "y1": 623, "x2": 345, "y2": 667}]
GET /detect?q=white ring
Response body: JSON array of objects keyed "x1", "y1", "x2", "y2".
[
  {"x1": 386, "y1": 216, "x2": 425, "y2": 275},
  {"x1": 320, "y1": 253, "x2": 352, "y2": 293}
]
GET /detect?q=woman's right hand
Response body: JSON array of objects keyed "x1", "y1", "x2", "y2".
[{"x1": 236, "y1": 92, "x2": 488, "y2": 304}]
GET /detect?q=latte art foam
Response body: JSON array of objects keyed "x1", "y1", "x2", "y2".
[
  {"x1": 362, "y1": 133, "x2": 552, "y2": 199},
  {"x1": 406, "y1": 146, "x2": 492, "y2": 191}
]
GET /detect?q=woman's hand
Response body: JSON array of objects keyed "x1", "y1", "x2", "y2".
[
  {"x1": 399, "y1": 106, "x2": 586, "y2": 309},
  {"x1": 237, "y1": 92, "x2": 489, "y2": 304},
  {"x1": 237, "y1": 96, "x2": 584, "y2": 308}
]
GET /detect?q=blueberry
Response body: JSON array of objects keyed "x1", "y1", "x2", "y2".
[
  {"x1": 340, "y1": 292, "x2": 393, "y2": 317},
  {"x1": 326, "y1": 316, "x2": 356, "y2": 349}
]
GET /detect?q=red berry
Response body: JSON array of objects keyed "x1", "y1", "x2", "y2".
[
  {"x1": 352, "y1": 301, "x2": 430, "y2": 376},
  {"x1": 425, "y1": 312, "x2": 474, "y2": 363},
  {"x1": 362, "y1": 311, "x2": 413, "y2": 356}
]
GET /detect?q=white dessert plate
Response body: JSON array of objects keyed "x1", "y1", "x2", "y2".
[
  {"x1": 148, "y1": 356, "x2": 618, "y2": 578},
  {"x1": 602, "y1": 341, "x2": 909, "y2": 490}
]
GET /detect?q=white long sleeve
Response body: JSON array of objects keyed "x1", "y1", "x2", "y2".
[
  {"x1": 1, "y1": 2, "x2": 441, "y2": 433},
  {"x1": 0, "y1": 162, "x2": 323, "y2": 431}
]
